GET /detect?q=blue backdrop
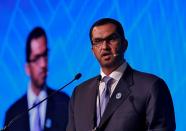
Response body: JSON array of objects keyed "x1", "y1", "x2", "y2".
[{"x1": 0, "y1": 0, "x2": 185, "y2": 130}]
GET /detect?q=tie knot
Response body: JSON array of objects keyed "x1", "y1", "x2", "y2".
[
  {"x1": 102, "y1": 76, "x2": 112, "y2": 95},
  {"x1": 102, "y1": 76, "x2": 112, "y2": 85}
]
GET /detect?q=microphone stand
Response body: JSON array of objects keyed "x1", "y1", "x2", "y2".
[{"x1": 1, "y1": 73, "x2": 82, "y2": 131}]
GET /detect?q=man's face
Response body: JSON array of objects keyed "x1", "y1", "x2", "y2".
[
  {"x1": 26, "y1": 36, "x2": 48, "y2": 89},
  {"x1": 91, "y1": 23, "x2": 126, "y2": 68}
]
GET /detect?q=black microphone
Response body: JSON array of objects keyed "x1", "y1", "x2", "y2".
[
  {"x1": 113, "y1": 47, "x2": 120, "y2": 57},
  {"x1": 1, "y1": 73, "x2": 82, "y2": 131},
  {"x1": 113, "y1": 53, "x2": 119, "y2": 57},
  {"x1": 75, "y1": 73, "x2": 82, "y2": 80}
]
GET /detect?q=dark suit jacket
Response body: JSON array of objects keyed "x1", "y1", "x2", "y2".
[
  {"x1": 4, "y1": 87, "x2": 69, "y2": 131},
  {"x1": 67, "y1": 65, "x2": 176, "y2": 131}
]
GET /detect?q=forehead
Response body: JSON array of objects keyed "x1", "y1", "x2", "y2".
[
  {"x1": 92, "y1": 23, "x2": 117, "y2": 38},
  {"x1": 30, "y1": 36, "x2": 47, "y2": 55}
]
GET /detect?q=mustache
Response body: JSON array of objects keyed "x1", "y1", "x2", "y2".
[
  {"x1": 38, "y1": 68, "x2": 48, "y2": 74},
  {"x1": 100, "y1": 51, "x2": 112, "y2": 57}
]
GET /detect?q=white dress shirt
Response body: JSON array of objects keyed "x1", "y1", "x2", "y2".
[
  {"x1": 27, "y1": 83, "x2": 47, "y2": 131},
  {"x1": 97, "y1": 62, "x2": 127, "y2": 111}
]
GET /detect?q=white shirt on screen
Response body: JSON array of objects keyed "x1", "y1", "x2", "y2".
[{"x1": 27, "y1": 83, "x2": 47, "y2": 131}]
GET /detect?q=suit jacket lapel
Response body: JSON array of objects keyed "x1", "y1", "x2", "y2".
[
  {"x1": 45, "y1": 88, "x2": 53, "y2": 130},
  {"x1": 99, "y1": 65, "x2": 134, "y2": 128},
  {"x1": 82, "y1": 76, "x2": 100, "y2": 130},
  {"x1": 21, "y1": 95, "x2": 30, "y2": 131}
]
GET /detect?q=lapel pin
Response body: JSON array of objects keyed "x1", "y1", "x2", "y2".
[
  {"x1": 116, "y1": 92, "x2": 122, "y2": 99},
  {"x1": 45, "y1": 118, "x2": 52, "y2": 128}
]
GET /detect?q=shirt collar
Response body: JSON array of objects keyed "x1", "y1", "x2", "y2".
[
  {"x1": 100, "y1": 61, "x2": 127, "y2": 81},
  {"x1": 27, "y1": 82, "x2": 47, "y2": 108}
]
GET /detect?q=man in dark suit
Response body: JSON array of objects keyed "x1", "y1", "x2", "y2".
[
  {"x1": 4, "y1": 27, "x2": 69, "y2": 131},
  {"x1": 67, "y1": 18, "x2": 176, "y2": 131}
]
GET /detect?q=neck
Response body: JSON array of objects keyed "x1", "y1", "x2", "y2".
[
  {"x1": 102, "y1": 60, "x2": 124, "y2": 76},
  {"x1": 31, "y1": 83, "x2": 43, "y2": 96}
]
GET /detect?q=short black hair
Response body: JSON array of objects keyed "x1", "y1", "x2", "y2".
[
  {"x1": 26, "y1": 27, "x2": 47, "y2": 63},
  {"x1": 89, "y1": 18, "x2": 126, "y2": 44}
]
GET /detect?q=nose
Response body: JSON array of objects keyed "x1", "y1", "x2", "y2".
[
  {"x1": 39, "y1": 57, "x2": 47, "y2": 68},
  {"x1": 101, "y1": 40, "x2": 109, "y2": 49}
]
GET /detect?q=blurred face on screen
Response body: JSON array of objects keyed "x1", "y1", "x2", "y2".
[
  {"x1": 91, "y1": 23, "x2": 127, "y2": 69},
  {"x1": 26, "y1": 35, "x2": 48, "y2": 90}
]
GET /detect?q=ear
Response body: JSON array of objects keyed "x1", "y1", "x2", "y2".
[{"x1": 25, "y1": 63, "x2": 31, "y2": 76}]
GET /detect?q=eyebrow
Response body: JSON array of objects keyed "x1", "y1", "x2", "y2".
[
  {"x1": 93, "y1": 32, "x2": 117, "y2": 40},
  {"x1": 31, "y1": 49, "x2": 48, "y2": 58}
]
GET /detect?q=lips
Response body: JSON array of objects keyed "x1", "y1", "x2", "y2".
[
  {"x1": 39, "y1": 73, "x2": 46, "y2": 80},
  {"x1": 39, "y1": 69, "x2": 47, "y2": 78},
  {"x1": 101, "y1": 52, "x2": 112, "y2": 60},
  {"x1": 101, "y1": 52, "x2": 112, "y2": 57}
]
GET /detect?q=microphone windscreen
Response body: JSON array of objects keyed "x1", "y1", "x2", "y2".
[{"x1": 75, "y1": 73, "x2": 82, "y2": 80}]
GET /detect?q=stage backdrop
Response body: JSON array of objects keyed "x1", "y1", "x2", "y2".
[{"x1": 0, "y1": 0, "x2": 185, "y2": 130}]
